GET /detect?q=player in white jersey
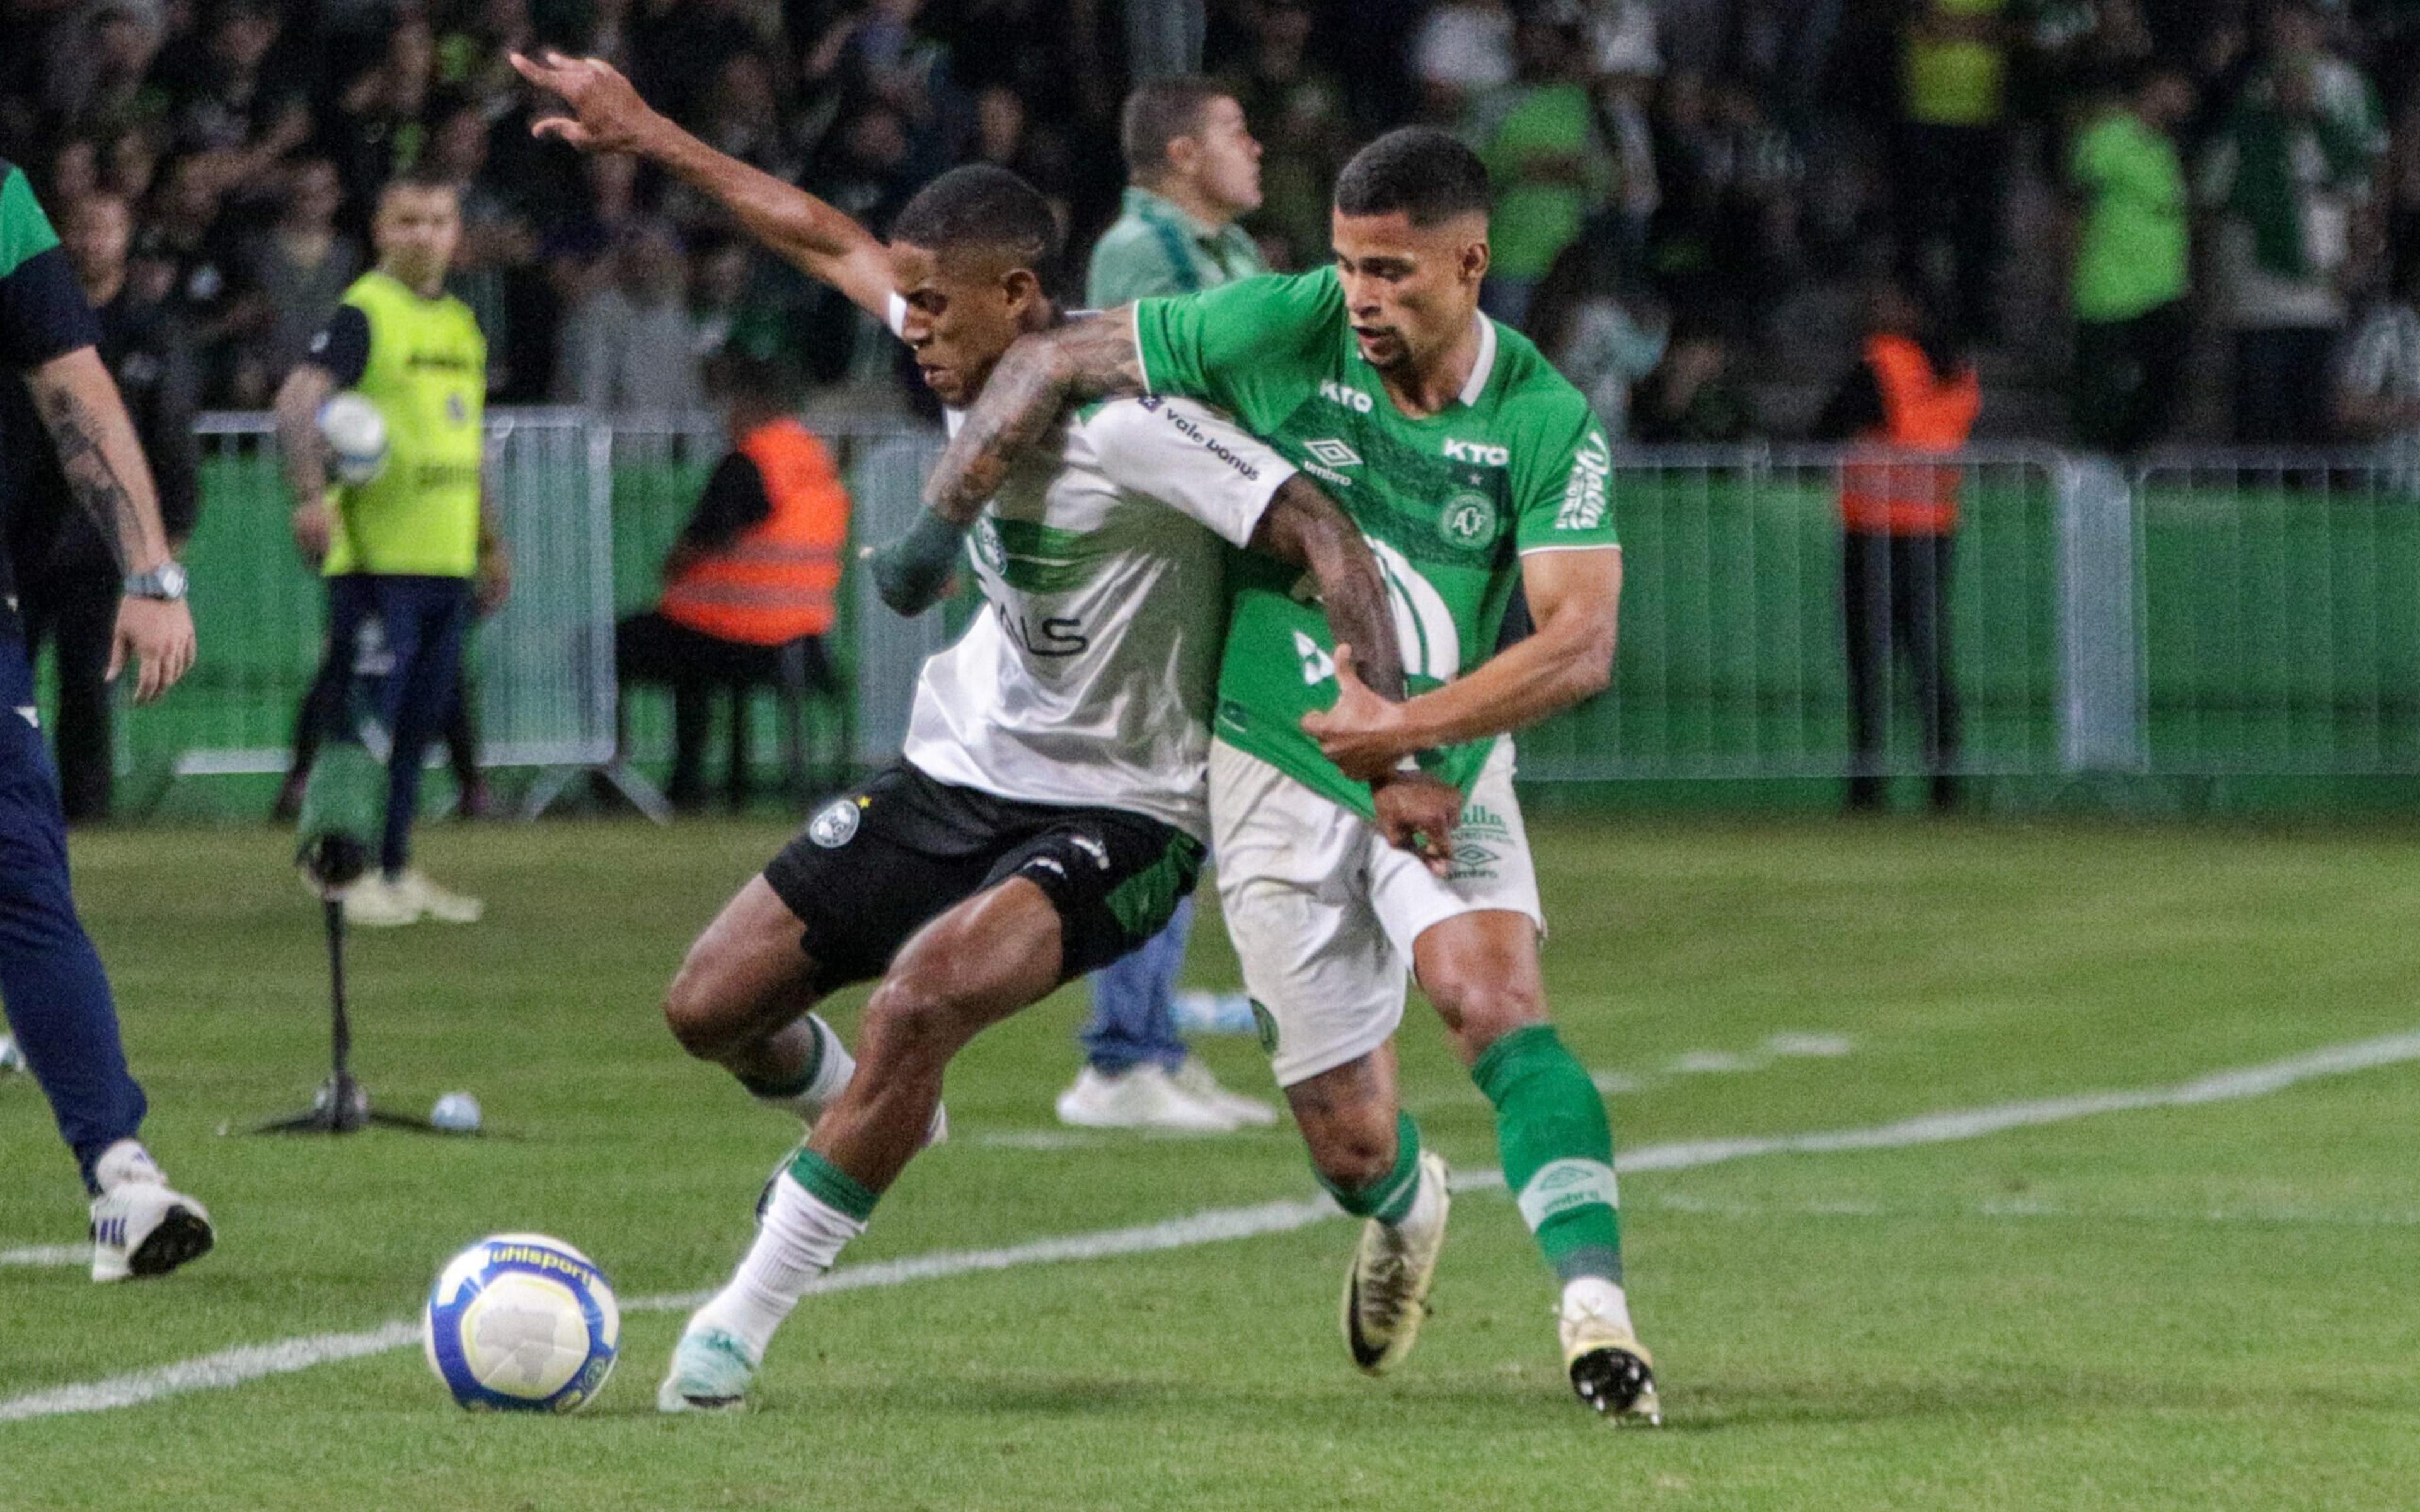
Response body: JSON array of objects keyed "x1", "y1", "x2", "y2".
[{"x1": 511, "y1": 52, "x2": 1462, "y2": 1412}]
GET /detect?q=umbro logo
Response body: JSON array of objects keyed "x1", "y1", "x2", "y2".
[{"x1": 1303, "y1": 438, "x2": 1362, "y2": 470}]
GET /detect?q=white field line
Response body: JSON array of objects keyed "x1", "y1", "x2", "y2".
[
  {"x1": 1, "y1": 1246, "x2": 91, "y2": 1269},
  {"x1": 4, "y1": 1027, "x2": 2416, "y2": 1425},
  {"x1": 1644, "y1": 1192, "x2": 2420, "y2": 1228}
]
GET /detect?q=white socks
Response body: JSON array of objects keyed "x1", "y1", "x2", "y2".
[
  {"x1": 1560, "y1": 1275, "x2": 1636, "y2": 1336},
  {"x1": 690, "y1": 1172, "x2": 865, "y2": 1361},
  {"x1": 1389, "y1": 1151, "x2": 1448, "y2": 1236},
  {"x1": 91, "y1": 1138, "x2": 165, "y2": 1194},
  {"x1": 749, "y1": 1014, "x2": 857, "y2": 1123}
]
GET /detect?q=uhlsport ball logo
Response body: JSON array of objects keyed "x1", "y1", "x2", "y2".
[{"x1": 423, "y1": 1233, "x2": 619, "y2": 1412}]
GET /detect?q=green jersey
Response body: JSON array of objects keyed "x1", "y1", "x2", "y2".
[
  {"x1": 1134, "y1": 266, "x2": 1618, "y2": 818},
  {"x1": 1086, "y1": 186, "x2": 1267, "y2": 307}
]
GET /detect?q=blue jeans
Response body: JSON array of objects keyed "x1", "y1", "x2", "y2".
[
  {"x1": 309, "y1": 575, "x2": 473, "y2": 876},
  {"x1": 1079, "y1": 895, "x2": 1192, "y2": 1074},
  {"x1": 0, "y1": 631, "x2": 146, "y2": 1192}
]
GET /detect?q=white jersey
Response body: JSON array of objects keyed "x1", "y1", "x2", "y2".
[{"x1": 887, "y1": 298, "x2": 1295, "y2": 838}]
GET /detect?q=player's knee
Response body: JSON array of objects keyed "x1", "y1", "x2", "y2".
[
  {"x1": 662, "y1": 954, "x2": 744, "y2": 1061},
  {"x1": 1423, "y1": 965, "x2": 1545, "y2": 1054},
  {"x1": 1306, "y1": 1121, "x2": 1398, "y2": 1192},
  {"x1": 861, "y1": 971, "x2": 974, "y2": 1065}
]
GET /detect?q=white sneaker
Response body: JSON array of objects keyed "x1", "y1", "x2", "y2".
[
  {"x1": 1341, "y1": 1149, "x2": 1451, "y2": 1374},
  {"x1": 88, "y1": 1140, "x2": 214, "y2": 1283},
  {"x1": 342, "y1": 874, "x2": 422, "y2": 927},
  {"x1": 1559, "y1": 1277, "x2": 1660, "y2": 1423},
  {"x1": 657, "y1": 1322, "x2": 759, "y2": 1413},
  {"x1": 1169, "y1": 1055, "x2": 1278, "y2": 1127},
  {"x1": 394, "y1": 868, "x2": 483, "y2": 924},
  {"x1": 1054, "y1": 1064, "x2": 1240, "y2": 1133}
]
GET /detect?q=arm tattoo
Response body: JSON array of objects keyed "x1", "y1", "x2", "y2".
[
  {"x1": 35, "y1": 386, "x2": 141, "y2": 575},
  {"x1": 1252, "y1": 475, "x2": 1407, "y2": 703},
  {"x1": 921, "y1": 313, "x2": 1150, "y2": 524}
]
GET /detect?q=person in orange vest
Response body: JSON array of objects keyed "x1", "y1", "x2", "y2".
[
  {"x1": 1813, "y1": 276, "x2": 1979, "y2": 813},
  {"x1": 616, "y1": 351, "x2": 848, "y2": 810}
]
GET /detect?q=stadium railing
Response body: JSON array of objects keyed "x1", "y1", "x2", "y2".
[
  {"x1": 136, "y1": 410, "x2": 615, "y2": 808},
  {"x1": 2133, "y1": 445, "x2": 2420, "y2": 776},
  {"x1": 602, "y1": 413, "x2": 950, "y2": 775},
  {"x1": 132, "y1": 410, "x2": 950, "y2": 811},
  {"x1": 116, "y1": 428, "x2": 2420, "y2": 805},
  {"x1": 1519, "y1": 444, "x2": 2076, "y2": 782}
]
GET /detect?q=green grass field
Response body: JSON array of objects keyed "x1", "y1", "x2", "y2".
[{"x1": 5, "y1": 813, "x2": 2419, "y2": 1510}]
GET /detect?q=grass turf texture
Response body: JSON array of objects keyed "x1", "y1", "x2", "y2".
[{"x1": 4, "y1": 815, "x2": 2417, "y2": 1510}]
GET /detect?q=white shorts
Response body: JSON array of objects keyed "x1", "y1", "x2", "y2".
[{"x1": 1209, "y1": 736, "x2": 1545, "y2": 1088}]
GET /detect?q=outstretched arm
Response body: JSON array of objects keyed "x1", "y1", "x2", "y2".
[
  {"x1": 509, "y1": 50, "x2": 894, "y2": 319},
  {"x1": 1304, "y1": 547, "x2": 1622, "y2": 781}
]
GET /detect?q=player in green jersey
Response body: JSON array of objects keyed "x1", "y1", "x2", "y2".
[{"x1": 889, "y1": 127, "x2": 1652, "y2": 1422}]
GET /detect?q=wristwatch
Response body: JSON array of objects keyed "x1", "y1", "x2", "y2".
[{"x1": 124, "y1": 562, "x2": 188, "y2": 601}]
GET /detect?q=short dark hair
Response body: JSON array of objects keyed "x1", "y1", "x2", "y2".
[
  {"x1": 1120, "y1": 77, "x2": 1227, "y2": 181},
  {"x1": 1333, "y1": 127, "x2": 1491, "y2": 226},
  {"x1": 380, "y1": 166, "x2": 459, "y2": 200},
  {"x1": 890, "y1": 163, "x2": 1061, "y2": 275}
]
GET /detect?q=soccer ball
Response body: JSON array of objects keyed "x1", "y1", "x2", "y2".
[
  {"x1": 422, "y1": 1233, "x2": 619, "y2": 1412},
  {"x1": 317, "y1": 391, "x2": 388, "y2": 485}
]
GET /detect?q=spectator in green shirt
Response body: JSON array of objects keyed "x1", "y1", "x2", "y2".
[
  {"x1": 2069, "y1": 62, "x2": 2195, "y2": 454},
  {"x1": 1473, "y1": 6, "x2": 1610, "y2": 328},
  {"x1": 1063, "y1": 76, "x2": 1276, "y2": 1137},
  {"x1": 1084, "y1": 77, "x2": 1267, "y2": 309}
]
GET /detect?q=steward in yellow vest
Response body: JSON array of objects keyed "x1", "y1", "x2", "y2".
[{"x1": 273, "y1": 175, "x2": 504, "y2": 924}]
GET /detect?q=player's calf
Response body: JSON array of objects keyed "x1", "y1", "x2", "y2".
[
  {"x1": 1286, "y1": 1053, "x2": 1451, "y2": 1375},
  {"x1": 1417, "y1": 917, "x2": 1655, "y2": 1416}
]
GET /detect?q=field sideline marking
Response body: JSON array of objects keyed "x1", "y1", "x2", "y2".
[{"x1": 4, "y1": 1026, "x2": 2416, "y2": 1426}]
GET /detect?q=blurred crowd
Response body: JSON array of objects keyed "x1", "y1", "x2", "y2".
[{"x1": 9, "y1": 0, "x2": 2420, "y2": 449}]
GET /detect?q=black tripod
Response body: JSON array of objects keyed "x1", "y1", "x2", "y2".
[{"x1": 248, "y1": 833, "x2": 451, "y2": 1136}]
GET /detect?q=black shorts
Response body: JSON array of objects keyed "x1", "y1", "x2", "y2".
[{"x1": 763, "y1": 762, "x2": 1204, "y2": 995}]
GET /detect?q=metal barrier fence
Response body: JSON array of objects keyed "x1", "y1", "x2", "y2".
[
  {"x1": 103, "y1": 428, "x2": 2420, "y2": 799},
  {"x1": 602, "y1": 414, "x2": 948, "y2": 770},
  {"x1": 1519, "y1": 444, "x2": 2068, "y2": 782},
  {"x1": 131, "y1": 410, "x2": 948, "y2": 806},
  {"x1": 2135, "y1": 449, "x2": 2420, "y2": 775},
  {"x1": 138, "y1": 410, "x2": 614, "y2": 796}
]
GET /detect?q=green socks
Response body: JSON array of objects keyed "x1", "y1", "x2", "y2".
[
  {"x1": 787, "y1": 1146, "x2": 880, "y2": 1224},
  {"x1": 1317, "y1": 1111, "x2": 1426, "y2": 1225},
  {"x1": 1474, "y1": 1024, "x2": 1623, "y2": 1283}
]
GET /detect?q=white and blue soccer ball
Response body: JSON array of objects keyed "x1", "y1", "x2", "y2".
[
  {"x1": 316, "y1": 391, "x2": 388, "y2": 486},
  {"x1": 423, "y1": 1233, "x2": 619, "y2": 1412}
]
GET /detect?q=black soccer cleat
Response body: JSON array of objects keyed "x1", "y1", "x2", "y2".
[{"x1": 1568, "y1": 1344, "x2": 1660, "y2": 1424}]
